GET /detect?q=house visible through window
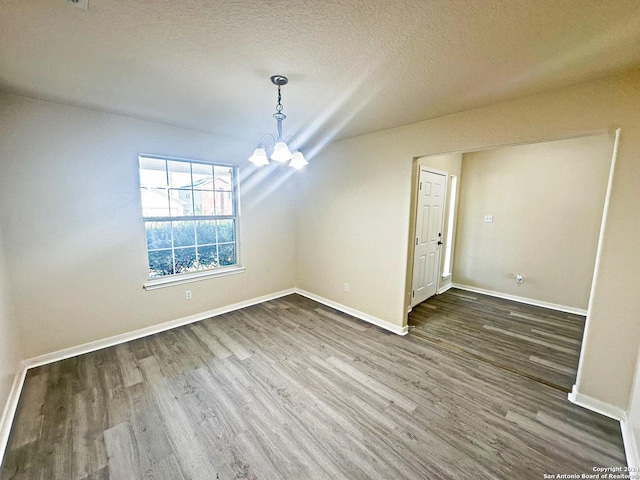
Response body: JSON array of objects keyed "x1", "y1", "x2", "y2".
[{"x1": 139, "y1": 155, "x2": 239, "y2": 280}]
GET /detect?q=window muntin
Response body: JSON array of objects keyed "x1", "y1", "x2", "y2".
[{"x1": 139, "y1": 155, "x2": 239, "y2": 279}]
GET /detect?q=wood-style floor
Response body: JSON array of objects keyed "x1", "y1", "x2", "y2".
[
  {"x1": 1, "y1": 294, "x2": 625, "y2": 479},
  {"x1": 408, "y1": 288, "x2": 585, "y2": 391}
]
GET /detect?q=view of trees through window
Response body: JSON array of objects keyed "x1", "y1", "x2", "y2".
[{"x1": 139, "y1": 156, "x2": 238, "y2": 279}]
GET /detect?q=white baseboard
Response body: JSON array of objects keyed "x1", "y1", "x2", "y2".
[
  {"x1": 568, "y1": 385, "x2": 636, "y2": 467},
  {"x1": 24, "y1": 288, "x2": 296, "y2": 369},
  {"x1": 0, "y1": 364, "x2": 27, "y2": 468},
  {"x1": 437, "y1": 283, "x2": 452, "y2": 295},
  {"x1": 452, "y1": 284, "x2": 588, "y2": 316},
  {"x1": 295, "y1": 289, "x2": 408, "y2": 336},
  {"x1": 621, "y1": 415, "x2": 640, "y2": 471},
  {"x1": 568, "y1": 385, "x2": 625, "y2": 420}
]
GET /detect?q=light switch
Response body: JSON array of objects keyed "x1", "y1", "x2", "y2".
[{"x1": 484, "y1": 215, "x2": 493, "y2": 223}]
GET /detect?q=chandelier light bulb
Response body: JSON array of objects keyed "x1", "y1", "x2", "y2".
[
  {"x1": 289, "y1": 150, "x2": 308, "y2": 169},
  {"x1": 271, "y1": 141, "x2": 293, "y2": 162},
  {"x1": 248, "y1": 146, "x2": 269, "y2": 166}
]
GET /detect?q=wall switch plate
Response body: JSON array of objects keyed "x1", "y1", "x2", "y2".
[
  {"x1": 344, "y1": 283, "x2": 349, "y2": 292},
  {"x1": 484, "y1": 215, "x2": 494, "y2": 223}
]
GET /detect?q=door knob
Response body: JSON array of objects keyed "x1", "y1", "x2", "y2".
[{"x1": 437, "y1": 241, "x2": 443, "y2": 245}]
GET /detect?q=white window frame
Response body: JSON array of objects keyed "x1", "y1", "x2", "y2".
[{"x1": 139, "y1": 154, "x2": 244, "y2": 290}]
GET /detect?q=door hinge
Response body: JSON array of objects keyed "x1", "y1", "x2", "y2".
[
  {"x1": 419, "y1": 182, "x2": 422, "y2": 190},
  {"x1": 412, "y1": 290, "x2": 415, "y2": 297},
  {"x1": 415, "y1": 237, "x2": 418, "y2": 245}
]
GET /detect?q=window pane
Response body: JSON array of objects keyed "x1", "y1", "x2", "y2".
[
  {"x1": 193, "y1": 189, "x2": 215, "y2": 216},
  {"x1": 167, "y1": 161, "x2": 192, "y2": 188},
  {"x1": 169, "y1": 189, "x2": 193, "y2": 216},
  {"x1": 196, "y1": 220, "x2": 216, "y2": 245},
  {"x1": 174, "y1": 247, "x2": 197, "y2": 273},
  {"x1": 214, "y1": 166, "x2": 233, "y2": 191},
  {"x1": 197, "y1": 245, "x2": 218, "y2": 269},
  {"x1": 218, "y1": 243, "x2": 236, "y2": 266},
  {"x1": 139, "y1": 157, "x2": 167, "y2": 188},
  {"x1": 172, "y1": 221, "x2": 195, "y2": 247},
  {"x1": 146, "y1": 221, "x2": 172, "y2": 249},
  {"x1": 148, "y1": 249, "x2": 174, "y2": 278},
  {"x1": 141, "y1": 188, "x2": 170, "y2": 217},
  {"x1": 217, "y1": 220, "x2": 235, "y2": 243},
  {"x1": 214, "y1": 191, "x2": 234, "y2": 215},
  {"x1": 192, "y1": 163, "x2": 214, "y2": 189}
]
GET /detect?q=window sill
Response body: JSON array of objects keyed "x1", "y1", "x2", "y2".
[
  {"x1": 143, "y1": 266, "x2": 245, "y2": 290},
  {"x1": 442, "y1": 273, "x2": 452, "y2": 279}
]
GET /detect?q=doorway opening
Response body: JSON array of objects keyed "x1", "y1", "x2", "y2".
[{"x1": 405, "y1": 131, "x2": 619, "y2": 392}]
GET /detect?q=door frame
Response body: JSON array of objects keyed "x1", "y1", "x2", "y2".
[{"x1": 406, "y1": 164, "x2": 448, "y2": 311}]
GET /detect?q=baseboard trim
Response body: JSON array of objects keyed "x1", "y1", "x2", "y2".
[
  {"x1": 621, "y1": 415, "x2": 640, "y2": 471},
  {"x1": 0, "y1": 364, "x2": 27, "y2": 468},
  {"x1": 567, "y1": 385, "x2": 624, "y2": 420},
  {"x1": 24, "y1": 288, "x2": 296, "y2": 369},
  {"x1": 452, "y1": 284, "x2": 588, "y2": 316},
  {"x1": 437, "y1": 283, "x2": 453, "y2": 295},
  {"x1": 295, "y1": 289, "x2": 408, "y2": 336}
]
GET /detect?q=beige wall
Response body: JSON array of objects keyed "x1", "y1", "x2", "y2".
[
  {"x1": 454, "y1": 135, "x2": 613, "y2": 310},
  {"x1": 296, "y1": 70, "x2": 640, "y2": 409},
  {"x1": 415, "y1": 153, "x2": 463, "y2": 294},
  {"x1": 0, "y1": 93, "x2": 297, "y2": 359},
  {"x1": 0, "y1": 221, "x2": 22, "y2": 429}
]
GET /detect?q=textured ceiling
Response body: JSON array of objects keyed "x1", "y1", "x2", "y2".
[{"x1": 1, "y1": 0, "x2": 639, "y2": 150}]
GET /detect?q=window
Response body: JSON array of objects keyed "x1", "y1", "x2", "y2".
[
  {"x1": 442, "y1": 175, "x2": 458, "y2": 277},
  {"x1": 139, "y1": 155, "x2": 241, "y2": 285}
]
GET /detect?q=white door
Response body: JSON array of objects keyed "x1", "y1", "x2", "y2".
[{"x1": 411, "y1": 169, "x2": 447, "y2": 307}]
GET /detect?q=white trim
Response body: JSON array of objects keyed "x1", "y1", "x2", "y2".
[
  {"x1": 143, "y1": 266, "x2": 246, "y2": 290},
  {"x1": 568, "y1": 385, "x2": 635, "y2": 468},
  {"x1": 24, "y1": 288, "x2": 295, "y2": 369},
  {"x1": 437, "y1": 283, "x2": 452, "y2": 295},
  {"x1": 575, "y1": 128, "x2": 621, "y2": 387},
  {"x1": 452, "y1": 283, "x2": 587, "y2": 316},
  {"x1": 621, "y1": 415, "x2": 640, "y2": 471},
  {"x1": 567, "y1": 385, "x2": 624, "y2": 420},
  {"x1": 295, "y1": 289, "x2": 408, "y2": 336},
  {"x1": 0, "y1": 364, "x2": 27, "y2": 468}
]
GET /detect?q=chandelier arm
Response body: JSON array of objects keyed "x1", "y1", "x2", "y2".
[
  {"x1": 260, "y1": 133, "x2": 276, "y2": 148},
  {"x1": 284, "y1": 135, "x2": 300, "y2": 150}
]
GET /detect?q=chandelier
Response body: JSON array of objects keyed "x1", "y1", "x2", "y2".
[{"x1": 248, "y1": 75, "x2": 308, "y2": 169}]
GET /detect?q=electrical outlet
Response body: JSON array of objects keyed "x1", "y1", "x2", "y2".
[
  {"x1": 516, "y1": 274, "x2": 523, "y2": 284},
  {"x1": 344, "y1": 283, "x2": 349, "y2": 292},
  {"x1": 484, "y1": 215, "x2": 494, "y2": 223},
  {"x1": 185, "y1": 290, "x2": 192, "y2": 300}
]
